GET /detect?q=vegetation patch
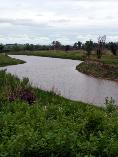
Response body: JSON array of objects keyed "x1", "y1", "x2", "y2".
[
  {"x1": 0, "y1": 54, "x2": 25, "y2": 67},
  {"x1": 0, "y1": 70, "x2": 118, "y2": 157},
  {"x1": 76, "y1": 60, "x2": 118, "y2": 81}
]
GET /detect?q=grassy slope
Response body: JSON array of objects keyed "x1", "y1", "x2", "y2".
[
  {"x1": 0, "y1": 54, "x2": 25, "y2": 67},
  {"x1": 76, "y1": 61, "x2": 118, "y2": 81},
  {"x1": 0, "y1": 70, "x2": 118, "y2": 157},
  {"x1": 76, "y1": 54, "x2": 118, "y2": 81}
]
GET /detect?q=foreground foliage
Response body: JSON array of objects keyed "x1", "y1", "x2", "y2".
[{"x1": 0, "y1": 70, "x2": 118, "y2": 157}]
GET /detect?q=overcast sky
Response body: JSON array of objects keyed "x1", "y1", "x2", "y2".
[{"x1": 0, "y1": 0, "x2": 118, "y2": 44}]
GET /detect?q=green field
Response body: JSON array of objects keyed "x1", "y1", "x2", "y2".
[
  {"x1": 9, "y1": 50, "x2": 118, "y2": 66},
  {"x1": 101, "y1": 55, "x2": 118, "y2": 66},
  {"x1": 0, "y1": 54, "x2": 25, "y2": 67},
  {"x1": 0, "y1": 69, "x2": 118, "y2": 157},
  {"x1": 87, "y1": 54, "x2": 118, "y2": 66},
  {"x1": 8, "y1": 50, "x2": 85, "y2": 61}
]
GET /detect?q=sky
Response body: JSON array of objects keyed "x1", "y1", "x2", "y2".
[{"x1": 0, "y1": 0, "x2": 118, "y2": 44}]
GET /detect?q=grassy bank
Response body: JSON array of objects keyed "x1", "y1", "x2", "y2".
[
  {"x1": 9, "y1": 50, "x2": 85, "y2": 61},
  {"x1": 8, "y1": 50, "x2": 118, "y2": 66},
  {"x1": 101, "y1": 55, "x2": 118, "y2": 66},
  {"x1": 0, "y1": 54, "x2": 25, "y2": 67},
  {"x1": 0, "y1": 70, "x2": 118, "y2": 157},
  {"x1": 76, "y1": 58, "x2": 118, "y2": 81}
]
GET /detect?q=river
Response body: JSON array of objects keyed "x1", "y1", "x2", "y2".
[{"x1": 0, "y1": 55, "x2": 118, "y2": 106}]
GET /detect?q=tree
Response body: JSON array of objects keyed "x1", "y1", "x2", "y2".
[
  {"x1": 52, "y1": 41, "x2": 61, "y2": 50},
  {"x1": 65, "y1": 45, "x2": 70, "y2": 52},
  {"x1": 0, "y1": 44, "x2": 4, "y2": 53},
  {"x1": 24, "y1": 44, "x2": 35, "y2": 51},
  {"x1": 109, "y1": 42, "x2": 117, "y2": 56},
  {"x1": 77, "y1": 41, "x2": 82, "y2": 49},
  {"x1": 85, "y1": 40, "x2": 93, "y2": 57},
  {"x1": 11, "y1": 44, "x2": 23, "y2": 52},
  {"x1": 97, "y1": 35, "x2": 106, "y2": 59},
  {"x1": 73, "y1": 42, "x2": 78, "y2": 50},
  {"x1": 73, "y1": 41, "x2": 82, "y2": 50}
]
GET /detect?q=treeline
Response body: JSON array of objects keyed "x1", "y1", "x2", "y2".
[{"x1": 0, "y1": 39, "x2": 118, "y2": 57}]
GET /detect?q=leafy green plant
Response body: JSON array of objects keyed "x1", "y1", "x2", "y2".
[
  {"x1": 0, "y1": 70, "x2": 118, "y2": 157},
  {"x1": 105, "y1": 97, "x2": 117, "y2": 113}
]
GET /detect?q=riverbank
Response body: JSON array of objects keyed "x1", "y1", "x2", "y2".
[
  {"x1": 8, "y1": 50, "x2": 85, "y2": 61},
  {"x1": 76, "y1": 59, "x2": 118, "y2": 82},
  {"x1": 2, "y1": 55, "x2": 117, "y2": 106},
  {"x1": 0, "y1": 69, "x2": 118, "y2": 156},
  {"x1": 8, "y1": 50, "x2": 118, "y2": 81},
  {"x1": 0, "y1": 54, "x2": 25, "y2": 67}
]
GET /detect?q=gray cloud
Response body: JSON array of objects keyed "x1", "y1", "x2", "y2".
[
  {"x1": 0, "y1": 18, "x2": 49, "y2": 28},
  {"x1": 0, "y1": 0, "x2": 118, "y2": 44},
  {"x1": 50, "y1": 19, "x2": 70, "y2": 23}
]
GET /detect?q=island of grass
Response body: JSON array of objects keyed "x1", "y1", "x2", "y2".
[
  {"x1": 0, "y1": 69, "x2": 118, "y2": 157},
  {"x1": 0, "y1": 53, "x2": 25, "y2": 67},
  {"x1": 76, "y1": 55, "x2": 118, "y2": 81}
]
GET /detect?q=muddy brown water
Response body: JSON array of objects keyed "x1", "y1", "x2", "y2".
[{"x1": 0, "y1": 55, "x2": 118, "y2": 106}]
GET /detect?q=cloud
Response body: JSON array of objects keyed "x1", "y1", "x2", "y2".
[
  {"x1": 0, "y1": 0, "x2": 118, "y2": 44},
  {"x1": 50, "y1": 19, "x2": 70, "y2": 23},
  {"x1": 0, "y1": 18, "x2": 49, "y2": 28}
]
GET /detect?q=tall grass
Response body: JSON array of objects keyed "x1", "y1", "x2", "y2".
[{"x1": 0, "y1": 70, "x2": 118, "y2": 157}]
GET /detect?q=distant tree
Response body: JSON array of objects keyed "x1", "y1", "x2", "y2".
[
  {"x1": 109, "y1": 42, "x2": 117, "y2": 56},
  {"x1": 97, "y1": 35, "x2": 106, "y2": 59},
  {"x1": 24, "y1": 44, "x2": 34, "y2": 51},
  {"x1": 0, "y1": 44, "x2": 4, "y2": 53},
  {"x1": 24, "y1": 44, "x2": 29, "y2": 51},
  {"x1": 52, "y1": 41, "x2": 61, "y2": 50},
  {"x1": 73, "y1": 42, "x2": 78, "y2": 50},
  {"x1": 11, "y1": 44, "x2": 23, "y2": 52},
  {"x1": 65, "y1": 45, "x2": 70, "y2": 52},
  {"x1": 85, "y1": 40, "x2": 93, "y2": 57},
  {"x1": 73, "y1": 41, "x2": 82, "y2": 50},
  {"x1": 77, "y1": 41, "x2": 82, "y2": 49}
]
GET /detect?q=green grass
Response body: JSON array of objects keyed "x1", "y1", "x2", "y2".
[
  {"x1": 9, "y1": 50, "x2": 118, "y2": 66},
  {"x1": 76, "y1": 61, "x2": 118, "y2": 81},
  {"x1": 101, "y1": 55, "x2": 118, "y2": 66},
  {"x1": 0, "y1": 54, "x2": 25, "y2": 67},
  {"x1": 9, "y1": 50, "x2": 86, "y2": 61},
  {"x1": 0, "y1": 70, "x2": 118, "y2": 157}
]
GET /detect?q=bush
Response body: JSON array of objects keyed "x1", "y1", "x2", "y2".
[
  {"x1": 105, "y1": 97, "x2": 116, "y2": 113},
  {"x1": 0, "y1": 71, "x2": 118, "y2": 157}
]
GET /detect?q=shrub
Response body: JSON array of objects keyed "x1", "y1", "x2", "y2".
[
  {"x1": 0, "y1": 71, "x2": 118, "y2": 157},
  {"x1": 105, "y1": 97, "x2": 116, "y2": 113}
]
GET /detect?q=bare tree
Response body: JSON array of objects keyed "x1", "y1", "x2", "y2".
[{"x1": 97, "y1": 35, "x2": 106, "y2": 59}]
